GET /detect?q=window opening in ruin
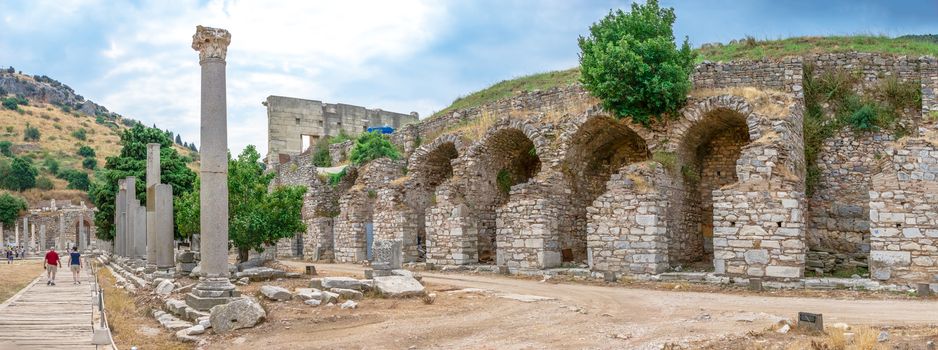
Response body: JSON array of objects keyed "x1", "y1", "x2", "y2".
[
  {"x1": 414, "y1": 142, "x2": 459, "y2": 262},
  {"x1": 301, "y1": 135, "x2": 313, "y2": 153},
  {"x1": 675, "y1": 108, "x2": 750, "y2": 271},
  {"x1": 295, "y1": 117, "x2": 300, "y2": 124},
  {"x1": 474, "y1": 128, "x2": 542, "y2": 264},
  {"x1": 564, "y1": 116, "x2": 649, "y2": 266}
]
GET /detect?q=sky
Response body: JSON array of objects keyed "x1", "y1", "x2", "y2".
[{"x1": 1, "y1": 0, "x2": 937, "y2": 155}]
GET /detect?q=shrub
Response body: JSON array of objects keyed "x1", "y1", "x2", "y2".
[
  {"x1": 327, "y1": 167, "x2": 347, "y2": 187},
  {"x1": 82, "y1": 157, "x2": 97, "y2": 170},
  {"x1": 4, "y1": 126, "x2": 12, "y2": 133},
  {"x1": 2, "y1": 98, "x2": 18, "y2": 110},
  {"x1": 0, "y1": 157, "x2": 38, "y2": 191},
  {"x1": 71, "y1": 128, "x2": 87, "y2": 141},
  {"x1": 43, "y1": 157, "x2": 60, "y2": 175},
  {"x1": 57, "y1": 168, "x2": 89, "y2": 190},
  {"x1": 23, "y1": 123, "x2": 40, "y2": 141},
  {"x1": 349, "y1": 131, "x2": 401, "y2": 165},
  {"x1": 77, "y1": 145, "x2": 96, "y2": 158},
  {"x1": 35, "y1": 176, "x2": 54, "y2": 190},
  {"x1": 0, "y1": 141, "x2": 11, "y2": 157},
  {"x1": 847, "y1": 103, "x2": 878, "y2": 131},
  {"x1": 496, "y1": 168, "x2": 513, "y2": 194},
  {"x1": 578, "y1": 0, "x2": 695, "y2": 125},
  {"x1": 312, "y1": 139, "x2": 332, "y2": 167}
]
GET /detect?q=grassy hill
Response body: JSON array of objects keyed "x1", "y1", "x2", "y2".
[
  {"x1": 430, "y1": 35, "x2": 938, "y2": 119},
  {"x1": 0, "y1": 71, "x2": 198, "y2": 205}
]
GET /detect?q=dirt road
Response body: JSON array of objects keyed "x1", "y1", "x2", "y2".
[{"x1": 211, "y1": 262, "x2": 938, "y2": 350}]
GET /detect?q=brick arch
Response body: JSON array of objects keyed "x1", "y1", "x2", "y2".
[
  {"x1": 664, "y1": 95, "x2": 763, "y2": 153},
  {"x1": 407, "y1": 133, "x2": 467, "y2": 168},
  {"x1": 466, "y1": 117, "x2": 550, "y2": 160}
]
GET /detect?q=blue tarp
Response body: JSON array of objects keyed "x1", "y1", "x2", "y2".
[{"x1": 367, "y1": 126, "x2": 395, "y2": 134}]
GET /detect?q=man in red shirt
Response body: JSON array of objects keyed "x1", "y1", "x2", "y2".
[{"x1": 44, "y1": 247, "x2": 60, "y2": 286}]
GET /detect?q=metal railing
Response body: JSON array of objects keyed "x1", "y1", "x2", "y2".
[{"x1": 89, "y1": 258, "x2": 118, "y2": 350}]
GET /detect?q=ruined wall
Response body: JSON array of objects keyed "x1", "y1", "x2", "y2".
[
  {"x1": 333, "y1": 158, "x2": 404, "y2": 263},
  {"x1": 869, "y1": 137, "x2": 938, "y2": 283},
  {"x1": 266, "y1": 95, "x2": 418, "y2": 165},
  {"x1": 587, "y1": 162, "x2": 672, "y2": 274},
  {"x1": 425, "y1": 182, "x2": 478, "y2": 265},
  {"x1": 692, "y1": 58, "x2": 804, "y2": 96}
]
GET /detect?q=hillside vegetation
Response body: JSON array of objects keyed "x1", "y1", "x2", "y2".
[
  {"x1": 432, "y1": 35, "x2": 938, "y2": 118},
  {"x1": 0, "y1": 70, "x2": 198, "y2": 205}
]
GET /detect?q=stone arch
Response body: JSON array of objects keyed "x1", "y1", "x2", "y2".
[
  {"x1": 560, "y1": 114, "x2": 650, "y2": 263},
  {"x1": 464, "y1": 118, "x2": 547, "y2": 263},
  {"x1": 666, "y1": 96, "x2": 757, "y2": 269},
  {"x1": 406, "y1": 135, "x2": 466, "y2": 261}
]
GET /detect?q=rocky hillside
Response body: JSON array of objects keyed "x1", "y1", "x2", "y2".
[{"x1": 0, "y1": 67, "x2": 198, "y2": 206}]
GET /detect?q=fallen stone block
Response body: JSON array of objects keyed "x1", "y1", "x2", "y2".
[
  {"x1": 260, "y1": 285, "x2": 293, "y2": 301},
  {"x1": 330, "y1": 288, "x2": 363, "y2": 300},
  {"x1": 320, "y1": 291, "x2": 340, "y2": 304},
  {"x1": 175, "y1": 328, "x2": 200, "y2": 342},
  {"x1": 304, "y1": 299, "x2": 322, "y2": 306},
  {"x1": 210, "y1": 298, "x2": 267, "y2": 334},
  {"x1": 340, "y1": 300, "x2": 358, "y2": 309},
  {"x1": 322, "y1": 277, "x2": 365, "y2": 290},
  {"x1": 374, "y1": 276, "x2": 425, "y2": 298},
  {"x1": 310, "y1": 278, "x2": 323, "y2": 289},
  {"x1": 185, "y1": 324, "x2": 205, "y2": 336},
  {"x1": 155, "y1": 279, "x2": 175, "y2": 296}
]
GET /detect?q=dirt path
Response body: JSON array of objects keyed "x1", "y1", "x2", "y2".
[{"x1": 212, "y1": 262, "x2": 938, "y2": 350}]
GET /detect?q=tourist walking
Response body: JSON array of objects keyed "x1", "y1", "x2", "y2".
[
  {"x1": 43, "y1": 247, "x2": 60, "y2": 286},
  {"x1": 69, "y1": 247, "x2": 82, "y2": 285},
  {"x1": 5, "y1": 248, "x2": 12, "y2": 264}
]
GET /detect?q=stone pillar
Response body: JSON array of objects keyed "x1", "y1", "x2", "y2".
[
  {"x1": 116, "y1": 179, "x2": 127, "y2": 257},
  {"x1": 79, "y1": 213, "x2": 87, "y2": 252},
  {"x1": 28, "y1": 223, "x2": 34, "y2": 254},
  {"x1": 155, "y1": 184, "x2": 175, "y2": 270},
  {"x1": 22, "y1": 216, "x2": 28, "y2": 252},
  {"x1": 39, "y1": 225, "x2": 46, "y2": 251},
  {"x1": 124, "y1": 177, "x2": 141, "y2": 259},
  {"x1": 134, "y1": 205, "x2": 147, "y2": 259},
  {"x1": 14, "y1": 219, "x2": 19, "y2": 247},
  {"x1": 187, "y1": 25, "x2": 238, "y2": 311},
  {"x1": 146, "y1": 143, "x2": 160, "y2": 267}
]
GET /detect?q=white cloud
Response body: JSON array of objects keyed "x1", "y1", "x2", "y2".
[{"x1": 95, "y1": 0, "x2": 445, "y2": 155}]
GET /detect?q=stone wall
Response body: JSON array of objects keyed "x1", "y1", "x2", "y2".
[
  {"x1": 265, "y1": 95, "x2": 417, "y2": 165},
  {"x1": 692, "y1": 58, "x2": 804, "y2": 96},
  {"x1": 587, "y1": 162, "x2": 672, "y2": 274},
  {"x1": 333, "y1": 158, "x2": 404, "y2": 263},
  {"x1": 869, "y1": 137, "x2": 938, "y2": 283}
]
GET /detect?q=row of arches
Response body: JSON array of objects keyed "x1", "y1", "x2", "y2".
[{"x1": 401, "y1": 97, "x2": 759, "y2": 272}]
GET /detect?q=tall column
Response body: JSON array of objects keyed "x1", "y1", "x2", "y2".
[
  {"x1": 39, "y1": 225, "x2": 46, "y2": 251},
  {"x1": 155, "y1": 184, "x2": 175, "y2": 270},
  {"x1": 124, "y1": 177, "x2": 138, "y2": 259},
  {"x1": 22, "y1": 216, "x2": 28, "y2": 251},
  {"x1": 58, "y1": 214, "x2": 65, "y2": 250},
  {"x1": 14, "y1": 219, "x2": 19, "y2": 247},
  {"x1": 187, "y1": 25, "x2": 238, "y2": 311},
  {"x1": 28, "y1": 223, "x2": 35, "y2": 254},
  {"x1": 116, "y1": 179, "x2": 126, "y2": 257},
  {"x1": 146, "y1": 143, "x2": 160, "y2": 268},
  {"x1": 79, "y1": 213, "x2": 87, "y2": 252}
]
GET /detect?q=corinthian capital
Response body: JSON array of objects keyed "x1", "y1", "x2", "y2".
[{"x1": 192, "y1": 25, "x2": 231, "y2": 61}]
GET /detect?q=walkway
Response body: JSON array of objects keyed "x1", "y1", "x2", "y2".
[{"x1": 0, "y1": 263, "x2": 98, "y2": 349}]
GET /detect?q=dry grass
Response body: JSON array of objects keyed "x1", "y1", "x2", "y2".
[
  {"x1": 690, "y1": 87, "x2": 794, "y2": 117},
  {"x1": 0, "y1": 260, "x2": 43, "y2": 303},
  {"x1": 98, "y1": 265, "x2": 190, "y2": 350}
]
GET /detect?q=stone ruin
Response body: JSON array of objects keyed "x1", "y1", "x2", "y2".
[
  {"x1": 0, "y1": 199, "x2": 96, "y2": 253},
  {"x1": 268, "y1": 52, "x2": 938, "y2": 287}
]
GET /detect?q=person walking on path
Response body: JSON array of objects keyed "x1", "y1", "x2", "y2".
[
  {"x1": 68, "y1": 247, "x2": 82, "y2": 285},
  {"x1": 43, "y1": 247, "x2": 60, "y2": 286},
  {"x1": 5, "y1": 248, "x2": 12, "y2": 264}
]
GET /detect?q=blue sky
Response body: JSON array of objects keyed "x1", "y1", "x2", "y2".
[{"x1": 1, "y1": 0, "x2": 937, "y2": 155}]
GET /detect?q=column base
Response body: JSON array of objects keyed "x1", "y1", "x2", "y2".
[{"x1": 186, "y1": 277, "x2": 240, "y2": 311}]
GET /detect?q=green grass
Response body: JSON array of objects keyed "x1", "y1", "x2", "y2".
[
  {"x1": 430, "y1": 68, "x2": 581, "y2": 119},
  {"x1": 697, "y1": 35, "x2": 938, "y2": 62},
  {"x1": 430, "y1": 35, "x2": 938, "y2": 120}
]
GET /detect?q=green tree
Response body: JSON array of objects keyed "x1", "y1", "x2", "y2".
[
  {"x1": 1, "y1": 98, "x2": 17, "y2": 111},
  {"x1": 77, "y1": 145, "x2": 96, "y2": 158},
  {"x1": 0, "y1": 192, "x2": 27, "y2": 227},
  {"x1": 578, "y1": 0, "x2": 695, "y2": 125},
  {"x1": 0, "y1": 141, "x2": 12, "y2": 157},
  {"x1": 23, "y1": 123, "x2": 40, "y2": 141},
  {"x1": 175, "y1": 145, "x2": 307, "y2": 262},
  {"x1": 57, "y1": 169, "x2": 90, "y2": 190},
  {"x1": 43, "y1": 157, "x2": 60, "y2": 175},
  {"x1": 349, "y1": 131, "x2": 401, "y2": 165},
  {"x1": 1, "y1": 157, "x2": 38, "y2": 191},
  {"x1": 89, "y1": 124, "x2": 197, "y2": 241},
  {"x1": 82, "y1": 157, "x2": 97, "y2": 170}
]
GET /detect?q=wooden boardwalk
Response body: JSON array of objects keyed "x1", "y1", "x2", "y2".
[{"x1": 0, "y1": 264, "x2": 99, "y2": 350}]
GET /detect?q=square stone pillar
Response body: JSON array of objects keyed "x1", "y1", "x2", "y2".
[
  {"x1": 116, "y1": 179, "x2": 126, "y2": 257},
  {"x1": 187, "y1": 25, "x2": 239, "y2": 311},
  {"x1": 134, "y1": 205, "x2": 147, "y2": 259},
  {"x1": 155, "y1": 184, "x2": 175, "y2": 270},
  {"x1": 39, "y1": 225, "x2": 45, "y2": 251},
  {"x1": 79, "y1": 213, "x2": 87, "y2": 252},
  {"x1": 14, "y1": 219, "x2": 19, "y2": 247},
  {"x1": 146, "y1": 143, "x2": 160, "y2": 267}
]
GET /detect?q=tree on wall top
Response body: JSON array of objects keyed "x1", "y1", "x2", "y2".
[
  {"x1": 349, "y1": 131, "x2": 401, "y2": 166},
  {"x1": 578, "y1": 0, "x2": 696, "y2": 125}
]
